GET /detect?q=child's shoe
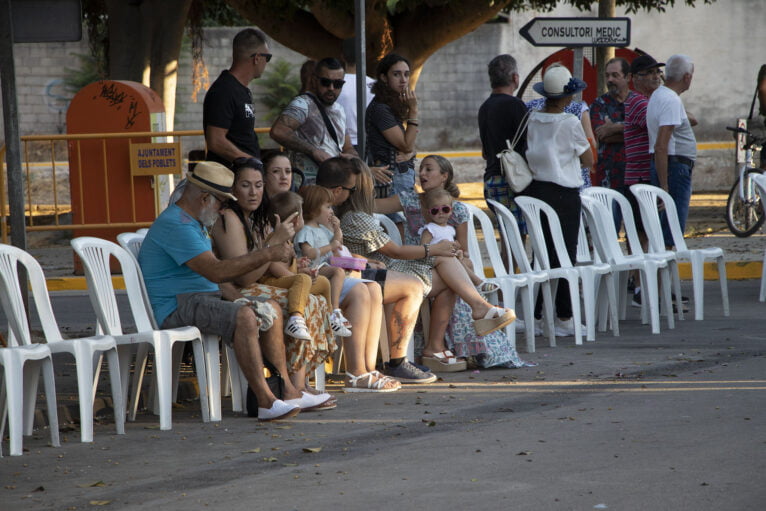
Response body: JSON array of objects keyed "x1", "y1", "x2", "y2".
[
  {"x1": 285, "y1": 314, "x2": 312, "y2": 341},
  {"x1": 330, "y1": 309, "x2": 352, "y2": 337}
]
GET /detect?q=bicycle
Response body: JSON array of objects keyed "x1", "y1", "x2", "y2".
[{"x1": 724, "y1": 125, "x2": 766, "y2": 237}]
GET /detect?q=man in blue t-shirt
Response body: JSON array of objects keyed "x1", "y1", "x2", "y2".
[{"x1": 139, "y1": 161, "x2": 330, "y2": 420}]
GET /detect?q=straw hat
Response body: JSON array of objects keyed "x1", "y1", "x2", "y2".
[
  {"x1": 533, "y1": 65, "x2": 587, "y2": 99},
  {"x1": 186, "y1": 161, "x2": 237, "y2": 201}
]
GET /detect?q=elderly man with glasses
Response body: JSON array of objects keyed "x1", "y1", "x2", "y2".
[
  {"x1": 270, "y1": 57, "x2": 359, "y2": 184},
  {"x1": 203, "y1": 28, "x2": 271, "y2": 167}
]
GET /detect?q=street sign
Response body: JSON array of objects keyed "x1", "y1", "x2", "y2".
[{"x1": 520, "y1": 17, "x2": 631, "y2": 47}]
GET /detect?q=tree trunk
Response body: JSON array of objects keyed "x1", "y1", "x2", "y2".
[
  {"x1": 228, "y1": 0, "x2": 511, "y2": 88},
  {"x1": 105, "y1": 0, "x2": 191, "y2": 130},
  {"x1": 596, "y1": 0, "x2": 616, "y2": 96}
]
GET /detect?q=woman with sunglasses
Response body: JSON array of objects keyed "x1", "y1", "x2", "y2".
[
  {"x1": 375, "y1": 155, "x2": 532, "y2": 370},
  {"x1": 337, "y1": 157, "x2": 516, "y2": 375},
  {"x1": 366, "y1": 53, "x2": 419, "y2": 216}
]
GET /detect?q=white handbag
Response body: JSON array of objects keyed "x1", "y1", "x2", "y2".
[{"x1": 496, "y1": 111, "x2": 532, "y2": 193}]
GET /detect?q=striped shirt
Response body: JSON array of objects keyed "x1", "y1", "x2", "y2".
[{"x1": 623, "y1": 92, "x2": 651, "y2": 185}]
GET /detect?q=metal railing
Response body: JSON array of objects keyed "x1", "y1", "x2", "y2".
[{"x1": 0, "y1": 128, "x2": 269, "y2": 243}]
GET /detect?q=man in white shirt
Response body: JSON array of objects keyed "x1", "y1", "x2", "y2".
[
  {"x1": 646, "y1": 54, "x2": 696, "y2": 247},
  {"x1": 338, "y1": 38, "x2": 374, "y2": 153}
]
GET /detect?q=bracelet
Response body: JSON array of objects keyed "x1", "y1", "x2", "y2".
[
  {"x1": 423, "y1": 244, "x2": 430, "y2": 257},
  {"x1": 234, "y1": 297, "x2": 250, "y2": 305},
  {"x1": 407, "y1": 121, "x2": 419, "y2": 127},
  {"x1": 407, "y1": 118, "x2": 419, "y2": 123}
]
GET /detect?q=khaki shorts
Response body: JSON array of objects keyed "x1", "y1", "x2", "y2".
[{"x1": 161, "y1": 291, "x2": 244, "y2": 346}]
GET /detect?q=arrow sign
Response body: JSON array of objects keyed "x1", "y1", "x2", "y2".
[{"x1": 520, "y1": 17, "x2": 631, "y2": 47}]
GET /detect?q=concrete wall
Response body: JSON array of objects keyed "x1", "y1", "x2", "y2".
[{"x1": 1, "y1": 0, "x2": 764, "y2": 190}]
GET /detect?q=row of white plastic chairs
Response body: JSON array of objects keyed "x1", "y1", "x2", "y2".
[{"x1": 458, "y1": 184, "x2": 729, "y2": 355}]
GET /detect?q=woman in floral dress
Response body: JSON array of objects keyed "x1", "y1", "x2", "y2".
[{"x1": 375, "y1": 155, "x2": 533, "y2": 368}]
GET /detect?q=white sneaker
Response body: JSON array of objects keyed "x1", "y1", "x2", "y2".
[
  {"x1": 553, "y1": 318, "x2": 585, "y2": 337},
  {"x1": 329, "y1": 309, "x2": 352, "y2": 337},
  {"x1": 285, "y1": 315, "x2": 312, "y2": 341},
  {"x1": 514, "y1": 318, "x2": 526, "y2": 333}
]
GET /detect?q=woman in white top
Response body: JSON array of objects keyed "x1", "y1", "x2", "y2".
[{"x1": 522, "y1": 65, "x2": 594, "y2": 337}]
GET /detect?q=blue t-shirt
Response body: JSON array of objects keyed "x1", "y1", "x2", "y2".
[{"x1": 138, "y1": 203, "x2": 219, "y2": 326}]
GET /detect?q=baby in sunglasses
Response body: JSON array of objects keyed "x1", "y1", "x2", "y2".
[{"x1": 419, "y1": 189, "x2": 499, "y2": 295}]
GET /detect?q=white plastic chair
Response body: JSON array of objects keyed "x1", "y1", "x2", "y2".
[
  {"x1": 463, "y1": 203, "x2": 542, "y2": 352},
  {"x1": 487, "y1": 199, "x2": 557, "y2": 351},
  {"x1": 374, "y1": 213, "x2": 419, "y2": 362},
  {"x1": 0, "y1": 245, "x2": 124, "y2": 450},
  {"x1": 71, "y1": 237, "x2": 211, "y2": 430},
  {"x1": 117, "y1": 232, "x2": 225, "y2": 418},
  {"x1": 582, "y1": 186, "x2": 684, "y2": 323},
  {"x1": 581, "y1": 195, "x2": 673, "y2": 334},
  {"x1": 0, "y1": 247, "x2": 61, "y2": 456},
  {"x1": 515, "y1": 196, "x2": 615, "y2": 344},
  {"x1": 750, "y1": 174, "x2": 766, "y2": 301},
  {"x1": 630, "y1": 184, "x2": 729, "y2": 320}
]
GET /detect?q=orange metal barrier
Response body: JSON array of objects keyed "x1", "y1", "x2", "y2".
[{"x1": 0, "y1": 128, "x2": 270, "y2": 243}]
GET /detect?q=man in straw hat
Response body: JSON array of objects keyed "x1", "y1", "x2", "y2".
[{"x1": 139, "y1": 161, "x2": 331, "y2": 421}]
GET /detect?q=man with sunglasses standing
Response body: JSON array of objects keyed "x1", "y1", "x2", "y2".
[
  {"x1": 203, "y1": 28, "x2": 272, "y2": 167},
  {"x1": 270, "y1": 57, "x2": 358, "y2": 184}
]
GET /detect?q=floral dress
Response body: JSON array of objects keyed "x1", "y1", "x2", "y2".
[
  {"x1": 235, "y1": 228, "x2": 337, "y2": 374},
  {"x1": 398, "y1": 190, "x2": 530, "y2": 368}
]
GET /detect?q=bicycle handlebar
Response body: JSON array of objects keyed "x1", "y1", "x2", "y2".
[{"x1": 726, "y1": 126, "x2": 766, "y2": 148}]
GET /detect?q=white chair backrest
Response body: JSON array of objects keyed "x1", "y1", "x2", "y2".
[
  {"x1": 463, "y1": 203, "x2": 507, "y2": 279},
  {"x1": 576, "y1": 215, "x2": 593, "y2": 264},
  {"x1": 583, "y1": 186, "x2": 643, "y2": 255},
  {"x1": 71, "y1": 237, "x2": 156, "y2": 335},
  {"x1": 487, "y1": 199, "x2": 535, "y2": 275},
  {"x1": 374, "y1": 214, "x2": 402, "y2": 245},
  {"x1": 117, "y1": 232, "x2": 145, "y2": 262},
  {"x1": 0, "y1": 244, "x2": 64, "y2": 346},
  {"x1": 514, "y1": 196, "x2": 574, "y2": 270},
  {"x1": 630, "y1": 184, "x2": 688, "y2": 252},
  {"x1": 580, "y1": 196, "x2": 628, "y2": 265}
]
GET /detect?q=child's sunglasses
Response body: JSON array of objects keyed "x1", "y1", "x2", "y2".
[{"x1": 429, "y1": 205, "x2": 452, "y2": 216}]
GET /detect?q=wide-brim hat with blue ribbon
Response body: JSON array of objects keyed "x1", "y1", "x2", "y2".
[{"x1": 533, "y1": 65, "x2": 587, "y2": 99}]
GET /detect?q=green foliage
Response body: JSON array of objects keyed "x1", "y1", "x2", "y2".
[
  {"x1": 62, "y1": 53, "x2": 104, "y2": 95},
  {"x1": 258, "y1": 59, "x2": 302, "y2": 123},
  {"x1": 199, "y1": 0, "x2": 250, "y2": 26}
]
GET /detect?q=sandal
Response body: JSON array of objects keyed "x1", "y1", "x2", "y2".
[
  {"x1": 473, "y1": 306, "x2": 516, "y2": 337},
  {"x1": 476, "y1": 280, "x2": 500, "y2": 295},
  {"x1": 343, "y1": 371, "x2": 401, "y2": 393},
  {"x1": 422, "y1": 350, "x2": 467, "y2": 372}
]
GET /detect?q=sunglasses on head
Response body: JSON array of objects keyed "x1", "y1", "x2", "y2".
[
  {"x1": 317, "y1": 77, "x2": 346, "y2": 89},
  {"x1": 429, "y1": 205, "x2": 452, "y2": 216}
]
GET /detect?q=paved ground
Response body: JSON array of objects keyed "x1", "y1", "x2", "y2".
[{"x1": 1, "y1": 280, "x2": 764, "y2": 510}]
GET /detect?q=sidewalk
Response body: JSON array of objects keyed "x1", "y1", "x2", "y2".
[{"x1": 2, "y1": 280, "x2": 764, "y2": 510}]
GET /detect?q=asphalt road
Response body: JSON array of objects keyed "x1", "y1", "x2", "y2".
[{"x1": 1, "y1": 280, "x2": 764, "y2": 510}]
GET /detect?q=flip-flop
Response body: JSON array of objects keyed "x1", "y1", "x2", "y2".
[
  {"x1": 473, "y1": 307, "x2": 516, "y2": 337},
  {"x1": 422, "y1": 350, "x2": 467, "y2": 372},
  {"x1": 476, "y1": 281, "x2": 500, "y2": 295}
]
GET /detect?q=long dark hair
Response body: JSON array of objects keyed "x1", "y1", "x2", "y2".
[
  {"x1": 370, "y1": 53, "x2": 411, "y2": 121},
  {"x1": 223, "y1": 163, "x2": 270, "y2": 251}
]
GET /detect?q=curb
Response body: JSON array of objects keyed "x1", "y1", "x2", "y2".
[{"x1": 47, "y1": 262, "x2": 762, "y2": 292}]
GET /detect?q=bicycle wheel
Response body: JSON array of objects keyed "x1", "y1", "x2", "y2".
[{"x1": 725, "y1": 168, "x2": 765, "y2": 237}]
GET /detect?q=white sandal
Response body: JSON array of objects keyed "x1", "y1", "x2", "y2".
[
  {"x1": 473, "y1": 306, "x2": 516, "y2": 337},
  {"x1": 343, "y1": 372, "x2": 401, "y2": 393}
]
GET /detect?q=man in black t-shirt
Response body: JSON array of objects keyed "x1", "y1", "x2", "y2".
[
  {"x1": 203, "y1": 28, "x2": 272, "y2": 166},
  {"x1": 478, "y1": 54, "x2": 528, "y2": 235}
]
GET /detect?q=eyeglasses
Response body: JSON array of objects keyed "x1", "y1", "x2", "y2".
[
  {"x1": 429, "y1": 205, "x2": 452, "y2": 216},
  {"x1": 340, "y1": 185, "x2": 356, "y2": 193},
  {"x1": 317, "y1": 77, "x2": 346, "y2": 89},
  {"x1": 251, "y1": 52, "x2": 273, "y2": 62}
]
